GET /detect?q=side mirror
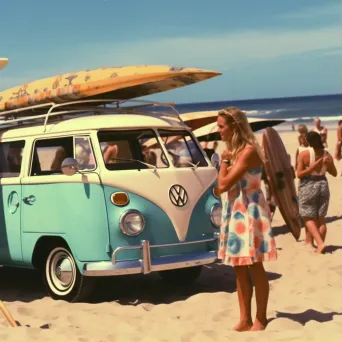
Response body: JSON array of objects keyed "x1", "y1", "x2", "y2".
[{"x1": 61, "y1": 158, "x2": 79, "y2": 176}]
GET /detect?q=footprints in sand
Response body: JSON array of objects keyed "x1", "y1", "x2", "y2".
[
  {"x1": 181, "y1": 330, "x2": 218, "y2": 342},
  {"x1": 211, "y1": 309, "x2": 231, "y2": 322},
  {"x1": 17, "y1": 306, "x2": 33, "y2": 316}
]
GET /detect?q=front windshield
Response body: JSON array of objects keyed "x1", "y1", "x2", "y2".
[
  {"x1": 98, "y1": 129, "x2": 208, "y2": 171},
  {"x1": 158, "y1": 129, "x2": 208, "y2": 168},
  {"x1": 98, "y1": 129, "x2": 169, "y2": 170}
]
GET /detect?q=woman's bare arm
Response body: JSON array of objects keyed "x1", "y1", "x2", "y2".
[
  {"x1": 325, "y1": 154, "x2": 337, "y2": 177},
  {"x1": 218, "y1": 147, "x2": 258, "y2": 193},
  {"x1": 218, "y1": 157, "x2": 228, "y2": 179},
  {"x1": 103, "y1": 145, "x2": 118, "y2": 163},
  {"x1": 295, "y1": 148, "x2": 299, "y2": 170}
]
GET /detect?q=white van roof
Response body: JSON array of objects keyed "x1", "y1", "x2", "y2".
[
  {"x1": 0, "y1": 113, "x2": 188, "y2": 140},
  {"x1": 0, "y1": 99, "x2": 189, "y2": 140}
]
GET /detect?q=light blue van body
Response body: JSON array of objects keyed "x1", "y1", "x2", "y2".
[
  {"x1": 0, "y1": 123, "x2": 221, "y2": 278},
  {"x1": 0, "y1": 181, "x2": 220, "y2": 272}
]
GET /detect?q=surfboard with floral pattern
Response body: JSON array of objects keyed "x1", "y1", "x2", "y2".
[{"x1": 0, "y1": 65, "x2": 221, "y2": 114}]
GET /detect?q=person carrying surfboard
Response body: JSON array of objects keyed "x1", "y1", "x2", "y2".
[
  {"x1": 216, "y1": 107, "x2": 277, "y2": 332},
  {"x1": 296, "y1": 131, "x2": 337, "y2": 254}
]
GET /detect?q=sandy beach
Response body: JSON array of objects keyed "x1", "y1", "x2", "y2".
[{"x1": 1, "y1": 129, "x2": 341, "y2": 342}]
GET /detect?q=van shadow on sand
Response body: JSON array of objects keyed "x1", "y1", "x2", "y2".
[{"x1": 0, "y1": 264, "x2": 282, "y2": 305}]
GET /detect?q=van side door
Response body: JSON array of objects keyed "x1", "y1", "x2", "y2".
[
  {"x1": 20, "y1": 135, "x2": 110, "y2": 265},
  {"x1": 0, "y1": 140, "x2": 26, "y2": 265}
]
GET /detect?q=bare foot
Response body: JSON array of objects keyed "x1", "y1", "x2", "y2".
[
  {"x1": 233, "y1": 320, "x2": 253, "y2": 332},
  {"x1": 250, "y1": 319, "x2": 267, "y2": 331},
  {"x1": 315, "y1": 244, "x2": 326, "y2": 254}
]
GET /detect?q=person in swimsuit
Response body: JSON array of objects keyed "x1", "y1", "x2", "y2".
[
  {"x1": 297, "y1": 124, "x2": 308, "y2": 146},
  {"x1": 296, "y1": 131, "x2": 337, "y2": 253},
  {"x1": 334, "y1": 120, "x2": 342, "y2": 171},
  {"x1": 293, "y1": 133, "x2": 312, "y2": 244},
  {"x1": 216, "y1": 107, "x2": 277, "y2": 332},
  {"x1": 295, "y1": 133, "x2": 310, "y2": 170},
  {"x1": 312, "y1": 117, "x2": 328, "y2": 148}
]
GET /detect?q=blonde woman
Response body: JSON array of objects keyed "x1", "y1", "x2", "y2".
[{"x1": 217, "y1": 107, "x2": 277, "y2": 332}]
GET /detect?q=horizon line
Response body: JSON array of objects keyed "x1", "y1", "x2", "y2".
[{"x1": 174, "y1": 93, "x2": 341, "y2": 107}]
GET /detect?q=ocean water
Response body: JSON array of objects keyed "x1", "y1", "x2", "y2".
[{"x1": 173, "y1": 94, "x2": 341, "y2": 131}]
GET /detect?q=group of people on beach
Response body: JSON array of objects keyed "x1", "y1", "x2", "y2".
[
  {"x1": 294, "y1": 118, "x2": 339, "y2": 253},
  {"x1": 213, "y1": 108, "x2": 339, "y2": 332}
]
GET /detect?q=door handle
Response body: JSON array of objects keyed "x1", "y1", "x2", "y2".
[{"x1": 23, "y1": 195, "x2": 36, "y2": 204}]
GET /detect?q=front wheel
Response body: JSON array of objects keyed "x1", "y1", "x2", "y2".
[
  {"x1": 158, "y1": 266, "x2": 203, "y2": 286},
  {"x1": 43, "y1": 246, "x2": 93, "y2": 302}
]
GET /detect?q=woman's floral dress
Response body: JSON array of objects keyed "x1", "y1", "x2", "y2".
[{"x1": 218, "y1": 166, "x2": 278, "y2": 266}]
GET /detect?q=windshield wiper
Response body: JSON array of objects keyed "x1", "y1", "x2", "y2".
[
  {"x1": 184, "y1": 160, "x2": 200, "y2": 169},
  {"x1": 167, "y1": 150, "x2": 200, "y2": 169},
  {"x1": 107, "y1": 158, "x2": 157, "y2": 170}
]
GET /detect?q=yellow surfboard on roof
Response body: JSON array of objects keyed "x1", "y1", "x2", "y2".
[{"x1": 0, "y1": 65, "x2": 221, "y2": 113}]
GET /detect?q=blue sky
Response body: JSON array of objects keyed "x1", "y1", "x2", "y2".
[{"x1": 0, "y1": 0, "x2": 341, "y2": 103}]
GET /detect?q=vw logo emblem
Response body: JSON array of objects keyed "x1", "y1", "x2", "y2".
[{"x1": 169, "y1": 184, "x2": 188, "y2": 207}]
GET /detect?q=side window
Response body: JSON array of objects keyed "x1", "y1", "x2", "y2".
[
  {"x1": 31, "y1": 137, "x2": 73, "y2": 176},
  {"x1": 74, "y1": 136, "x2": 96, "y2": 170},
  {"x1": 0, "y1": 140, "x2": 25, "y2": 178}
]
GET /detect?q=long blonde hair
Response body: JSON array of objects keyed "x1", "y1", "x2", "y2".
[{"x1": 218, "y1": 107, "x2": 264, "y2": 163}]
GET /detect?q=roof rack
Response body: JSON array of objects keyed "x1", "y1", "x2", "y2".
[{"x1": 0, "y1": 99, "x2": 185, "y2": 132}]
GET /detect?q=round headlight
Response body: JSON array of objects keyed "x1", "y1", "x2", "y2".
[
  {"x1": 119, "y1": 210, "x2": 145, "y2": 236},
  {"x1": 210, "y1": 203, "x2": 222, "y2": 228}
]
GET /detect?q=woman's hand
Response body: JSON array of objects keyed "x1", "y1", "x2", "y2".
[
  {"x1": 221, "y1": 150, "x2": 232, "y2": 161},
  {"x1": 218, "y1": 146, "x2": 257, "y2": 192},
  {"x1": 323, "y1": 154, "x2": 332, "y2": 166},
  {"x1": 310, "y1": 157, "x2": 323, "y2": 173}
]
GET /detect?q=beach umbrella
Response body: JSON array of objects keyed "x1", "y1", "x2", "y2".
[
  {"x1": 143, "y1": 114, "x2": 285, "y2": 148},
  {"x1": 193, "y1": 117, "x2": 286, "y2": 142}
]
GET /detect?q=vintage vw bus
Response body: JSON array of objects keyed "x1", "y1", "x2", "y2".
[{"x1": 0, "y1": 98, "x2": 222, "y2": 302}]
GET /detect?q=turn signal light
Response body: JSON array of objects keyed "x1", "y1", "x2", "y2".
[
  {"x1": 111, "y1": 192, "x2": 130, "y2": 206},
  {"x1": 212, "y1": 186, "x2": 220, "y2": 198}
]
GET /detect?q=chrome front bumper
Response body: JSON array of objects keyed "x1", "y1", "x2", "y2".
[{"x1": 83, "y1": 237, "x2": 218, "y2": 277}]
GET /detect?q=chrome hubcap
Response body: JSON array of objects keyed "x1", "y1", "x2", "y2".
[
  {"x1": 55, "y1": 258, "x2": 73, "y2": 285},
  {"x1": 49, "y1": 250, "x2": 76, "y2": 293}
]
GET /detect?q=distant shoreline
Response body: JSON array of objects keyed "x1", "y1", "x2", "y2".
[{"x1": 175, "y1": 93, "x2": 342, "y2": 108}]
